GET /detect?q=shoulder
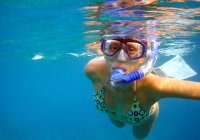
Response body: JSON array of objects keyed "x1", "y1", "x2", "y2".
[
  {"x1": 84, "y1": 56, "x2": 107, "y2": 81},
  {"x1": 137, "y1": 73, "x2": 166, "y2": 100}
]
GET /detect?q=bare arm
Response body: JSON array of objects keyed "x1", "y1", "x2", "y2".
[{"x1": 155, "y1": 76, "x2": 200, "y2": 100}]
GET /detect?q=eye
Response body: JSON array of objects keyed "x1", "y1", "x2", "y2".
[
  {"x1": 128, "y1": 46, "x2": 137, "y2": 52},
  {"x1": 109, "y1": 44, "x2": 119, "y2": 52},
  {"x1": 126, "y1": 42, "x2": 139, "y2": 53},
  {"x1": 108, "y1": 41, "x2": 121, "y2": 54}
]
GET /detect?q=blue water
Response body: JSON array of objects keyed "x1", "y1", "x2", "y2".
[{"x1": 0, "y1": 0, "x2": 200, "y2": 140}]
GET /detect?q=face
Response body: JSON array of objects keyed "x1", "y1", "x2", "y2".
[
  {"x1": 105, "y1": 56, "x2": 144, "y2": 74},
  {"x1": 101, "y1": 38, "x2": 147, "y2": 74}
]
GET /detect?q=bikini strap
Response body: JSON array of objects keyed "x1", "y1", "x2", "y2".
[
  {"x1": 95, "y1": 76, "x2": 110, "y2": 94},
  {"x1": 103, "y1": 76, "x2": 110, "y2": 87},
  {"x1": 134, "y1": 80, "x2": 137, "y2": 92}
]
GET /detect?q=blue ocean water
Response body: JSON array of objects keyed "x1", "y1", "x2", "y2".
[{"x1": 0, "y1": 0, "x2": 200, "y2": 140}]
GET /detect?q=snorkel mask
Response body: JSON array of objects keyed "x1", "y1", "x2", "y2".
[{"x1": 101, "y1": 37, "x2": 158, "y2": 87}]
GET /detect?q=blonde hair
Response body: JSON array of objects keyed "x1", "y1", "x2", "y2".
[{"x1": 86, "y1": 41, "x2": 102, "y2": 54}]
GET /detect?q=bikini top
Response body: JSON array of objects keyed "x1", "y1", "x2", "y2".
[{"x1": 93, "y1": 78, "x2": 151, "y2": 125}]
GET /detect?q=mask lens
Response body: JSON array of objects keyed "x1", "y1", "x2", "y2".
[
  {"x1": 101, "y1": 39, "x2": 146, "y2": 59},
  {"x1": 126, "y1": 42, "x2": 144, "y2": 59},
  {"x1": 102, "y1": 40, "x2": 121, "y2": 56}
]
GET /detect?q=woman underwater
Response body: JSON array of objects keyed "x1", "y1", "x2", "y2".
[
  {"x1": 83, "y1": 0, "x2": 200, "y2": 139},
  {"x1": 84, "y1": 36, "x2": 200, "y2": 139}
]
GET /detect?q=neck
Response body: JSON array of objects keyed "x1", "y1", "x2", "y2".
[{"x1": 111, "y1": 80, "x2": 136, "y2": 92}]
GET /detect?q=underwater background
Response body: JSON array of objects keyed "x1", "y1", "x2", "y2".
[{"x1": 0, "y1": 0, "x2": 200, "y2": 139}]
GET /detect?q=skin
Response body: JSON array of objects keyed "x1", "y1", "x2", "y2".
[{"x1": 85, "y1": 53, "x2": 200, "y2": 139}]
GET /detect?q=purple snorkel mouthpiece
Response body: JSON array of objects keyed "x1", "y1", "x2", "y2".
[{"x1": 110, "y1": 68, "x2": 144, "y2": 87}]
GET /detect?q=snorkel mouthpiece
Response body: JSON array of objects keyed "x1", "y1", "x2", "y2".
[{"x1": 110, "y1": 68, "x2": 144, "y2": 87}]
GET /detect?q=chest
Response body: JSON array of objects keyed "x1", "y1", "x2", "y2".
[{"x1": 103, "y1": 86, "x2": 151, "y2": 115}]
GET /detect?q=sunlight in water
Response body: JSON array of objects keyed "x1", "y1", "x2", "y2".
[
  {"x1": 32, "y1": 54, "x2": 44, "y2": 60},
  {"x1": 81, "y1": 0, "x2": 200, "y2": 57}
]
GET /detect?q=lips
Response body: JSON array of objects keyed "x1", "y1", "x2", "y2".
[{"x1": 112, "y1": 67, "x2": 127, "y2": 73}]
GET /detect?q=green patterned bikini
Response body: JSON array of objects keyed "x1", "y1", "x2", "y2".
[{"x1": 94, "y1": 80, "x2": 152, "y2": 125}]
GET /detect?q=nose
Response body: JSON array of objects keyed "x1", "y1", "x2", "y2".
[{"x1": 116, "y1": 49, "x2": 129, "y2": 61}]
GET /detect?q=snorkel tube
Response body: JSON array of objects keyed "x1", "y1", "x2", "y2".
[{"x1": 110, "y1": 39, "x2": 158, "y2": 87}]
